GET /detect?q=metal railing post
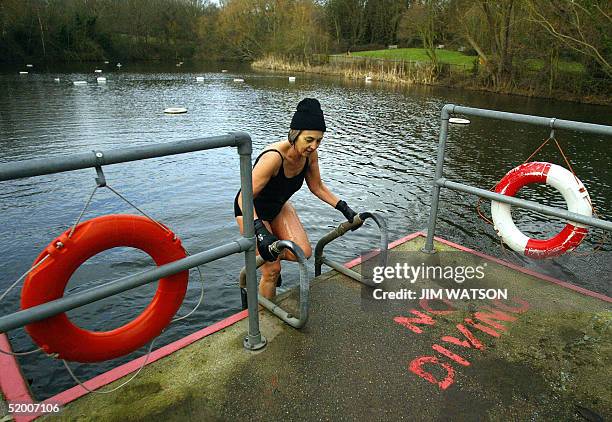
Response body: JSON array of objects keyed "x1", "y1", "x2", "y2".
[
  {"x1": 423, "y1": 104, "x2": 454, "y2": 253},
  {"x1": 423, "y1": 105, "x2": 611, "y2": 254},
  {"x1": 258, "y1": 241, "x2": 310, "y2": 329},
  {"x1": 235, "y1": 133, "x2": 267, "y2": 350},
  {"x1": 314, "y1": 212, "x2": 388, "y2": 286}
]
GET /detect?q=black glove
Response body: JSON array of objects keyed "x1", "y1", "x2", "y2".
[
  {"x1": 254, "y1": 219, "x2": 280, "y2": 262},
  {"x1": 335, "y1": 200, "x2": 357, "y2": 224}
]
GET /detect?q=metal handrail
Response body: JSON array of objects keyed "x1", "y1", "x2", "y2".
[
  {"x1": 255, "y1": 240, "x2": 310, "y2": 329},
  {"x1": 423, "y1": 105, "x2": 612, "y2": 253},
  {"x1": 0, "y1": 133, "x2": 268, "y2": 351},
  {"x1": 314, "y1": 212, "x2": 388, "y2": 287},
  {"x1": 437, "y1": 178, "x2": 612, "y2": 231}
]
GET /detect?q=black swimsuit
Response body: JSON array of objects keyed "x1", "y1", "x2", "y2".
[{"x1": 234, "y1": 149, "x2": 309, "y2": 222}]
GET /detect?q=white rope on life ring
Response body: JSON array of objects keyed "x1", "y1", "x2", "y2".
[{"x1": 491, "y1": 162, "x2": 592, "y2": 258}]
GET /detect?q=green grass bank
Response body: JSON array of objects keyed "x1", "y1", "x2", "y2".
[{"x1": 252, "y1": 49, "x2": 609, "y2": 105}]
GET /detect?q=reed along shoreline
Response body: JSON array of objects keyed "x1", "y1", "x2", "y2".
[{"x1": 252, "y1": 55, "x2": 611, "y2": 106}]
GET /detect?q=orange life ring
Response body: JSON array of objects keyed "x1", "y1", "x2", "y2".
[{"x1": 21, "y1": 214, "x2": 188, "y2": 362}]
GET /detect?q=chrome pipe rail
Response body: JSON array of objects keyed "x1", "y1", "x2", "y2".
[
  {"x1": 437, "y1": 178, "x2": 612, "y2": 231},
  {"x1": 314, "y1": 212, "x2": 388, "y2": 287},
  {"x1": 423, "y1": 105, "x2": 612, "y2": 253},
  {"x1": 0, "y1": 133, "x2": 267, "y2": 351},
  {"x1": 0, "y1": 134, "x2": 250, "y2": 181},
  {"x1": 239, "y1": 240, "x2": 310, "y2": 329},
  {"x1": 239, "y1": 256, "x2": 265, "y2": 288},
  {"x1": 259, "y1": 241, "x2": 310, "y2": 329}
]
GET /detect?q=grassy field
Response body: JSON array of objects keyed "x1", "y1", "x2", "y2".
[
  {"x1": 349, "y1": 48, "x2": 475, "y2": 67},
  {"x1": 347, "y1": 48, "x2": 584, "y2": 73}
]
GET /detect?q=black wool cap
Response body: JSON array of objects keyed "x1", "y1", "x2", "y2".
[{"x1": 290, "y1": 98, "x2": 326, "y2": 132}]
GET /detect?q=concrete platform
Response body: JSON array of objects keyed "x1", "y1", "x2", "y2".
[{"x1": 3, "y1": 234, "x2": 611, "y2": 421}]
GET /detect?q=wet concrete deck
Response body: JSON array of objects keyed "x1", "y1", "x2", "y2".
[{"x1": 12, "y1": 235, "x2": 612, "y2": 420}]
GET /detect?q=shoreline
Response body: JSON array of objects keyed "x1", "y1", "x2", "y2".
[{"x1": 252, "y1": 56, "x2": 611, "y2": 106}]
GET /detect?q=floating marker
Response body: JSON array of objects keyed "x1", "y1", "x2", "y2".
[
  {"x1": 97, "y1": 77, "x2": 107, "y2": 83},
  {"x1": 164, "y1": 107, "x2": 188, "y2": 114},
  {"x1": 54, "y1": 78, "x2": 60, "y2": 82},
  {"x1": 19, "y1": 71, "x2": 28, "y2": 75},
  {"x1": 233, "y1": 78, "x2": 244, "y2": 82},
  {"x1": 73, "y1": 81, "x2": 87, "y2": 85},
  {"x1": 288, "y1": 76, "x2": 296, "y2": 82},
  {"x1": 26, "y1": 64, "x2": 33, "y2": 68},
  {"x1": 104, "y1": 61, "x2": 109, "y2": 64},
  {"x1": 95, "y1": 69, "x2": 103, "y2": 73},
  {"x1": 449, "y1": 118, "x2": 470, "y2": 125},
  {"x1": 221, "y1": 69, "x2": 228, "y2": 73},
  {"x1": 196, "y1": 76, "x2": 205, "y2": 82}
]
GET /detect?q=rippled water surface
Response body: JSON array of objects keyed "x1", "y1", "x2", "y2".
[{"x1": 0, "y1": 62, "x2": 610, "y2": 399}]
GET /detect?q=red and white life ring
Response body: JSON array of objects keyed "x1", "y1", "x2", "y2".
[
  {"x1": 21, "y1": 214, "x2": 188, "y2": 362},
  {"x1": 491, "y1": 162, "x2": 592, "y2": 258}
]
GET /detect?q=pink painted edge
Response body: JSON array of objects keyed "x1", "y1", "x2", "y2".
[
  {"x1": 6, "y1": 309, "x2": 249, "y2": 422},
  {"x1": 430, "y1": 234, "x2": 612, "y2": 303},
  {"x1": 344, "y1": 231, "x2": 424, "y2": 269},
  {"x1": 0, "y1": 334, "x2": 36, "y2": 422},
  {"x1": 0, "y1": 334, "x2": 34, "y2": 404},
  {"x1": 46, "y1": 309, "x2": 248, "y2": 404}
]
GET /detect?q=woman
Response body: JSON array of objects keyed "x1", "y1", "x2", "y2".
[{"x1": 234, "y1": 98, "x2": 359, "y2": 298}]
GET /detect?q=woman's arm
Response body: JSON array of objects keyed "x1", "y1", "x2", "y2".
[
  {"x1": 237, "y1": 151, "x2": 282, "y2": 219},
  {"x1": 305, "y1": 150, "x2": 339, "y2": 207}
]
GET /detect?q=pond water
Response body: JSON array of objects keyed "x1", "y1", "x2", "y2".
[{"x1": 0, "y1": 61, "x2": 610, "y2": 399}]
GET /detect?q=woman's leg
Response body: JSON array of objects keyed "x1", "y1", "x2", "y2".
[
  {"x1": 236, "y1": 216, "x2": 281, "y2": 299},
  {"x1": 270, "y1": 201, "x2": 312, "y2": 261},
  {"x1": 235, "y1": 202, "x2": 310, "y2": 298}
]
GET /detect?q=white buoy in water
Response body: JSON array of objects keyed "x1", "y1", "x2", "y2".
[
  {"x1": 196, "y1": 76, "x2": 205, "y2": 82},
  {"x1": 288, "y1": 76, "x2": 296, "y2": 82},
  {"x1": 233, "y1": 78, "x2": 244, "y2": 82},
  {"x1": 73, "y1": 81, "x2": 87, "y2": 85},
  {"x1": 221, "y1": 69, "x2": 228, "y2": 73},
  {"x1": 449, "y1": 117, "x2": 470, "y2": 125},
  {"x1": 164, "y1": 107, "x2": 188, "y2": 114},
  {"x1": 19, "y1": 71, "x2": 28, "y2": 75},
  {"x1": 104, "y1": 60, "x2": 109, "y2": 64},
  {"x1": 97, "y1": 77, "x2": 107, "y2": 83},
  {"x1": 54, "y1": 78, "x2": 60, "y2": 82},
  {"x1": 94, "y1": 69, "x2": 103, "y2": 73},
  {"x1": 26, "y1": 64, "x2": 33, "y2": 68}
]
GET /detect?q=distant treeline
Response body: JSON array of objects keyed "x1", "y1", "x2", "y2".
[
  {"x1": 1, "y1": 0, "x2": 610, "y2": 94},
  {"x1": 1, "y1": 0, "x2": 215, "y2": 62}
]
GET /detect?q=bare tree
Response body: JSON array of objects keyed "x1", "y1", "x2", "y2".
[
  {"x1": 525, "y1": 0, "x2": 611, "y2": 77},
  {"x1": 452, "y1": 0, "x2": 518, "y2": 89},
  {"x1": 325, "y1": 0, "x2": 367, "y2": 48},
  {"x1": 401, "y1": 0, "x2": 441, "y2": 71}
]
